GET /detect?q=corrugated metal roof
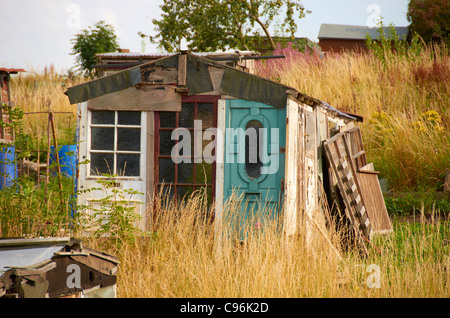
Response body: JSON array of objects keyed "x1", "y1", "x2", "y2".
[
  {"x1": 318, "y1": 23, "x2": 408, "y2": 40},
  {"x1": 0, "y1": 68, "x2": 26, "y2": 73},
  {"x1": 96, "y1": 51, "x2": 260, "y2": 59},
  {"x1": 0, "y1": 237, "x2": 71, "y2": 273}
]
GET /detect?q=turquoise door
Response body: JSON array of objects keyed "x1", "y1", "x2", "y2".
[{"x1": 223, "y1": 99, "x2": 286, "y2": 238}]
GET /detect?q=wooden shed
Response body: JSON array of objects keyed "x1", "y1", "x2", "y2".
[
  {"x1": 94, "y1": 50, "x2": 261, "y2": 77},
  {"x1": 65, "y1": 51, "x2": 390, "y2": 249}
]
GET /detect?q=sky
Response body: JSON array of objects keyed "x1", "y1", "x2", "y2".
[{"x1": 0, "y1": 0, "x2": 410, "y2": 73}]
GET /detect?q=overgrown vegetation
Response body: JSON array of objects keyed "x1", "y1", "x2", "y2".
[
  {"x1": 1, "y1": 29, "x2": 448, "y2": 298},
  {"x1": 256, "y1": 37, "x2": 449, "y2": 197}
]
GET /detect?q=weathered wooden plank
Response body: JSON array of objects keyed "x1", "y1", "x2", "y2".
[
  {"x1": 208, "y1": 66, "x2": 225, "y2": 93},
  {"x1": 140, "y1": 63, "x2": 178, "y2": 84},
  {"x1": 87, "y1": 84, "x2": 181, "y2": 112},
  {"x1": 145, "y1": 111, "x2": 155, "y2": 232},
  {"x1": 357, "y1": 163, "x2": 393, "y2": 234},
  {"x1": 178, "y1": 54, "x2": 187, "y2": 86},
  {"x1": 284, "y1": 98, "x2": 299, "y2": 236}
]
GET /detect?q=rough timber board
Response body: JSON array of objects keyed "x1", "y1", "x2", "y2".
[
  {"x1": 358, "y1": 163, "x2": 393, "y2": 234},
  {"x1": 344, "y1": 127, "x2": 367, "y2": 170}
]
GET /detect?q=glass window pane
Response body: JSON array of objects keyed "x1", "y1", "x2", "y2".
[
  {"x1": 158, "y1": 185, "x2": 174, "y2": 209},
  {"x1": 195, "y1": 162, "x2": 212, "y2": 185},
  {"x1": 118, "y1": 111, "x2": 141, "y2": 125},
  {"x1": 178, "y1": 162, "x2": 193, "y2": 184},
  {"x1": 177, "y1": 186, "x2": 194, "y2": 202},
  {"x1": 245, "y1": 120, "x2": 263, "y2": 179},
  {"x1": 159, "y1": 130, "x2": 175, "y2": 156},
  {"x1": 91, "y1": 111, "x2": 114, "y2": 125},
  {"x1": 179, "y1": 103, "x2": 194, "y2": 128},
  {"x1": 91, "y1": 127, "x2": 114, "y2": 150},
  {"x1": 197, "y1": 103, "x2": 214, "y2": 128},
  {"x1": 195, "y1": 186, "x2": 212, "y2": 208},
  {"x1": 117, "y1": 128, "x2": 140, "y2": 151},
  {"x1": 159, "y1": 158, "x2": 175, "y2": 183},
  {"x1": 202, "y1": 135, "x2": 216, "y2": 159},
  {"x1": 160, "y1": 112, "x2": 176, "y2": 128},
  {"x1": 117, "y1": 154, "x2": 140, "y2": 176},
  {"x1": 90, "y1": 153, "x2": 114, "y2": 175}
]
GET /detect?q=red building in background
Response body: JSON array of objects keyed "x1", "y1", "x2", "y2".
[{"x1": 318, "y1": 23, "x2": 409, "y2": 54}]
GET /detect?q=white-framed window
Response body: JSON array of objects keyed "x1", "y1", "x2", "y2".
[{"x1": 88, "y1": 110, "x2": 144, "y2": 178}]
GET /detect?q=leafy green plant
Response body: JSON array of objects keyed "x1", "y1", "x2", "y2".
[
  {"x1": 76, "y1": 175, "x2": 143, "y2": 247},
  {"x1": 365, "y1": 19, "x2": 424, "y2": 65}
]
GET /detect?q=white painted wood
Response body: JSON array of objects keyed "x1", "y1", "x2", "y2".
[
  {"x1": 283, "y1": 98, "x2": 299, "y2": 236},
  {"x1": 214, "y1": 99, "x2": 226, "y2": 234},
  {"x1": 304, "y1": 107, "x2": 317, "y2": 247},
  {"x1": 77, "y1": 108, "x2": 147, "y2": 231}
]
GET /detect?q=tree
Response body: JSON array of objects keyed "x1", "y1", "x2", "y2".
[
  {"x1": 71, "y1": 21, "x2": 120, "y2": 77},
  {"x1": 139, "y1": 0, "x2": 310, "y2": 53},
  {"x1": 407, "y1": 0, "x2": 450, "y2": 46}
]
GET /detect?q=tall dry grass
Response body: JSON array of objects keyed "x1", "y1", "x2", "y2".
[
  {"x1": 9, "y1": 66, "x2": 83, "y2": 144},
  {"x1": 81, "y1": 191, "x2": 449, "y2": 298},
  {"x1": 256, "y1": 45, "x2": 449, "y2": 192},
  {"x1": 1, "y1": 164, "x2": 448, "y2": 297}
]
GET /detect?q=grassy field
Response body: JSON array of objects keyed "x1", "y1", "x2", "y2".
[
  {"x1": 1, "y1": 45, "x2": 449, "y2": 298},
  {"x1": 61, "y1": 193, "x2": 450, "y2": 297}
]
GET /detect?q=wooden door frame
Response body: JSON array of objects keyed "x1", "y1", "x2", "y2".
[{"x1": 152, "y1": 94, "x2": 220, "y2": 213}]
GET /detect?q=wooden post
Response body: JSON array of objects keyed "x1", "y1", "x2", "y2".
[
  {"x1": 50, "y1": 112, "x2": 63, "y2": 194},
  {"x1": 45, "y1": 112, "x2": 51, "y2": 197},
  {"x1": 37, "y1": 134, "x2": 40, "y2": 188}
]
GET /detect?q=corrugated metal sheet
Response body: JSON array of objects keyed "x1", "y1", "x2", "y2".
[
  {"x1": 95, "y1": 51, "x2": 259, "y2": 59},
  {"x1": 318, "y1": 23, "x2": 408, "y2": 40},
  {"x1": 0, "y1": 245, "x2": 65, "y2": 273},
  {"x1": 0, "y1": 68, "x2": 26, "y2": 73},
  {"x1": 0, "y1": 237, "x2": 119, "y2": 298}
]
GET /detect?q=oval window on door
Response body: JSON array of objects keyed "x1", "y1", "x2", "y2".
[{"x1": 245, "y1": 120, "x2": 263, "y2": 179}]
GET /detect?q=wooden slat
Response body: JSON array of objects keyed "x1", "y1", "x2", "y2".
[
  {"x1": 145, "y1": 111, "x2": 155, "y2": 232},
  {"x1": 357, "y1": 163, "x2": 393, "y2": 234},
  {"x1": 178, "y1": 54, "x2": 187, "y2": 86},
  {"x1": 344, "y1": 127, "x2": 367, "y2": 169},
  {"x1": 351, "y1": 150, "x2": 365, "y2": 160}
]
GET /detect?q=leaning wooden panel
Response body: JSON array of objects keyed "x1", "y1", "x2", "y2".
[
  {"x1": 323, "y1": 132, "x2": 372, "y2": 254},
  {"x1": 357, "y1": 163, "x2": 393, "y2": 234}
]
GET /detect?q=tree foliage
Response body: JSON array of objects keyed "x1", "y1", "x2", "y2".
[
  {"x1": 407, "y1": 0, "x2": 450, "y2": 46},
  {"x1": 140, "y1": 0, "x2": 310, "y2": 53},
  {"x1": 71, "y1": 21, "x2": 120, "y2": 77}
]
